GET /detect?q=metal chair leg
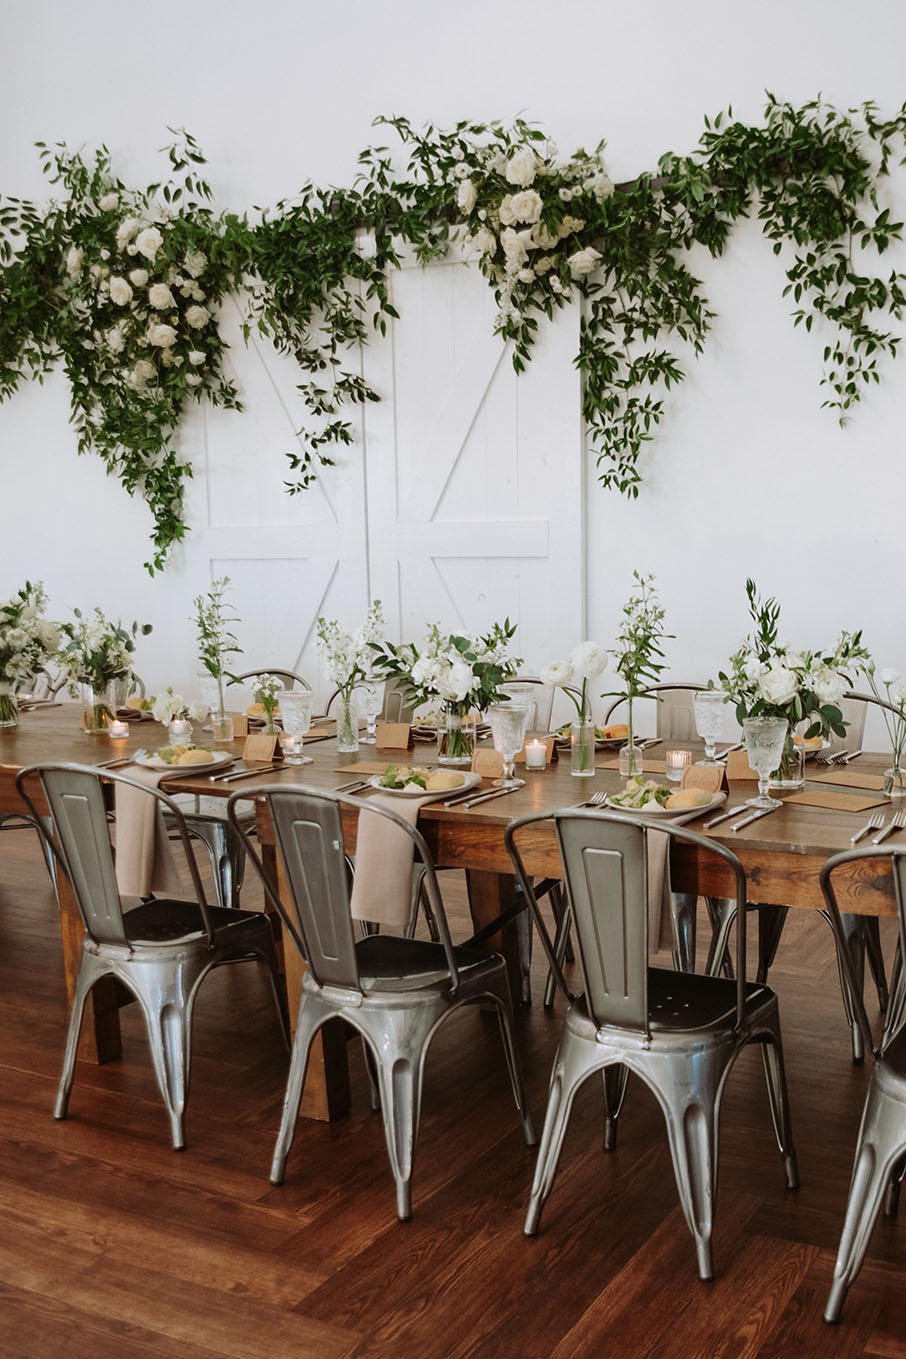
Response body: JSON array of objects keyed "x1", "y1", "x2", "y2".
[
  {"x1": 670, "y1": 893, "x2": 698, "y2": 972},
  {"x1": 602, "y1": 1064, "x2": 629, "y2": 1151},
  {"x1": 544, "y1": 897, "x2": 574, "y2": 1010},
  {"x1": 756, "y1": 904, "x2": 788, "y2": 983},
  {"x1": 270, "y1": 996, "x2": 326, "y2": 1185},
  {"x1": 524, "y1": 1028, "x2": 591, "y2": 1236},
  {"x1": 54, "y1": 951, "x2": 107, "y2": 1120},
  {"x1": 862, "y1": 915, "x2": 889, "y2": 1012},
  {"x1": 758, "y1": 1029, "x2": 800, "y2": 1189},
  {"x1": 658, "y1": 1072, "x2": 720, "y2": 1282},
  {"x1": 134, "y1": 963, "x2": 206, "y2": 1150},
  {"x1": 480, "y1": 980, "x2": 537, "y2": 1146}
]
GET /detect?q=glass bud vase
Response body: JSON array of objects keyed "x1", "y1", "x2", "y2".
[
  {"x1": 211, "y1": 713, "x2": 234, "y2": 745},
  {"x1": 437, "y1": 706, "x2": 473, "y2": 766},
  {"x1": 336, "y1": 696, "x2": 360, "y2": 754},
  {"x1": 618, "y1": 742, "x2": 644, "y2": 777},
  {"x1": 571, "y1": 720, "x2": 596, "y2": 777},
  {"x1": 81, "y1": 683, "x2": 115, "y2": 734},
  {"x1": 769, "y1": 731, "x2": 805, "y2": 790},
  {"x1": 0, "y1": 685, "x2": 18, "y2": 729},
  {"x1": 168, "y1": 717, "x2": 192, "y2": 745},
  {"x1": 884, "y1": 765, "x2": 906, "y2": 798}
]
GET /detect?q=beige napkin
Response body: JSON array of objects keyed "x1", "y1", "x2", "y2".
[
  {"x1": 645, "y1": 805, "x2": 722, "y2": 952},
  {"x1": 350, "y1": 774, "x2": 481, "y2": 929},
  {"x1": 114, "y1": 766, "x2": 185, "y2": 901}
]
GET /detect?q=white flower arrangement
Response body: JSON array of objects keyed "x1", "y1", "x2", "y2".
[
  {"x1": 150, "y1": 688, "x2": 208, "y2": 724},
  {"x1": 316, "y1": 602, "x2": 386, "y2": 701},
  {"x1": 58, "y1": 607, "x2": 152, "y2": 694},
  {"x1": 541, "y1": 641, "x2": 608, "y2": 724},
  {"x1": 372, "y1": 619, "x2": 521, "y2": 715},
  {"x1": 0, "y1": 583, "x2": 60, "y2": 716}
]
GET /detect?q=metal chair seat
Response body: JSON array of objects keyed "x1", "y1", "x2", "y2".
[
  {"x1": 646, "y1": 967, "x2": 772, "y2": 1032},
  {"x1": 355, "y1": 934, "x2": 497, "y2": 992},
  {"x1": 120, "y1": 897, "x2": 275, "y2": 948}
]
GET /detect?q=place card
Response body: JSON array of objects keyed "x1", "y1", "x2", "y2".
[
  {"x1": 682, "y1": 764, "x2": 727, "y2": 794},
  {"x1": 782, "y1": 789, "x2": 889, "y2": 812},
  {"x1": 376, "y1": 722, "x2": 412, "y2": 750},
  {"x1": 242, "y1": 732, "x2": 283, "y2": 763},
  {"x1": 810, "y1": 769, "x2": 886, "y2": 792},
  {"x1": 726, "y1": 748, "x2": 759, "y2": 781},
  {"x1": 230, "y1": 712, "x2": 250, "y2": 738},
  {"x1": 473, "y1": 747, "x2": 504, "y2": 777}
]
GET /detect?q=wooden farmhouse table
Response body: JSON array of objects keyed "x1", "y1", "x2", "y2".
[{"x1": 2, "y1": 706, "x2": 899, "y2": 1121}]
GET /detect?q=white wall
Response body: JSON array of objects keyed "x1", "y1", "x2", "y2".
[{"x1": 2, "y1": 0, "x2": 905, "y2": 737}]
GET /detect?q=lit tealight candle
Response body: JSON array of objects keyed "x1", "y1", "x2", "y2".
[
  {"x1": 525, "y1": 739, "x2": 547, "y2": 771},
  {"x1": 665, "y1": 749, "x2": 692, "y2": 783},
  {"x1": 108, "y1": 719, "x2": 129, "y2": 739}
]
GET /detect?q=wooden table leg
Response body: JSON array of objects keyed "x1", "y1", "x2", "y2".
[
  {"x1": 57, "y1": 873, "x2": 123, "y2": 1065},
  {"x1": 264, "y1": 842, "x2": 350, "y2": 1123},
  {"x1": 465, "y1": 869, "x2": 523, "y2": 1002}
]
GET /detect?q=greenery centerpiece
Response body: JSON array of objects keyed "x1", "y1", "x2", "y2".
[
  {"x1": 59, "y1": 607, "x2": 152, "y2": 732},
  {"x1": 540, "y1": 641, "x2": 608, "y2": 775},
  {"x1": 0, "y1": 582, "x2": 60, "y2": 727},
  {"x1": 194, "y1": 576, "x2": 243, "y2": 743},
  {"x1": 718, "y1": 579, "x2": 868, "y2": 785},
  {"x1": 371, "y1": 619, "x2": 521, "y2": 765},
  {"x1": 316, "y1": 602, "x2": 386, "y2": 753},
  {"x1": 607, "y1": 572, "x2": 672, "y2": 777}
]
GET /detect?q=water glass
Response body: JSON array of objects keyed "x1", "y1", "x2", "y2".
[
  {"x1": 279, "y1": 689, "x2": 314, "y2": 764},
  {"x1": 742, "y1": 716, "x2": 789, "y2": 808},
  {"x1": 355, "y1": 680, "x2": 384, "y2": 744},
  {"x1": 693, "y1": 690, "x2": 727, "y2": 764},
  {"x1": 487, "y1": 703, "x2": 531, "y2": 788}
]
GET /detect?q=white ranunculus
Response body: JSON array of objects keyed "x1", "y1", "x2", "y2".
[
  {"x1": 147, "y1": 323, "x2": 177, "y2": 349},
  {"x1": 470, "y1": 226, "x2": 497, "y2": 256},
  {"x1": 188, "y1": 349, "x2": 206, "y2": 365},
  {"x1": 506, "y1": 148, "x2": 537, "y2": 187},
  {"x1": 65, "y1": 245, "x2": 83, "y2": 277},
  {"x1": 569, "y1": 641, "x2": 607, "y2": 681},
  {"x1": 813, "y1": 667, "x2": 847, "y2": 705},
  {"x1": 148, "y1": 282, "x2": 175, "y2": 310},
  {"x1": 135, "y1": 226, "x2": 163, "y2": 261},
  {"x1": 115, "y1": 217, "x2": 142, "y2": 250},
  {"x1": 880, "y1": 668, "x2": 899, "y2": 686},
  {"x1": 509, "y1": 189, "x2": 543, "y2": 224},
  {"x1": 498, "y1": 195, "x2": 517, "y2": 227},
  {"x1": 183, "y1": 250, "x2": 207, "y2": 278},
  {"x1": 185, "y1": 304, "x2": 210, "y2": 329},
  {"x1": 540, "y1": 660, "x2": 573, "y2": 687},
  {"x1": 185, "y1": 373, "x2": 202, "y2": 386},
  {"x1": 108, "y1": 276, "x2": 133, "y2": 306},
  {"x1": 456, "y1": 179, "x2": 477, "y2": 215},
  {"x1": 567, "y1": 247, "x2": 602, "y2": 278},
  {"x1": 98, "y1": 193, "x2": 119, "y2": 212},
  {"x1": 759, "y1": 664, "x2": 799, "y2": 706}
]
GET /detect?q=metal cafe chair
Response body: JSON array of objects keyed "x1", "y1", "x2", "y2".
[
  {"x1": 821, "y1": 844, "x2": 906, "y2": 1322},
  {"x1": 17, "y1": 762, "x2": 288, "y2": 1149},
  {"x1": 229, "y1": 783, "x2": 536, "y2": 1220},
  {"x1": 506, "y1": 807, "x2": 798, "y2": 1281}
]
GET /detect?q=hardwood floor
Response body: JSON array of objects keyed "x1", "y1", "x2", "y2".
[{"x1": 2, "y1": 828, "x2": 906, "y2": 1358}]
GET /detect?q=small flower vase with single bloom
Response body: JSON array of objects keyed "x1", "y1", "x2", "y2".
[
  {"x1": 336, "y1": 696, "x2": 359, "y2": 754},
  {"x1": 571, "y1": 720, "x2": 596, "y2": 777}
]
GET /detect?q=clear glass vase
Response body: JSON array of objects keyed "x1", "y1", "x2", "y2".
[
  {"x1": 168, "y1": 717, "x2": 193, "y2": 745},
  {"x1": 438, "y1": 706, "x2": 473, "y2": 766},
  {"x1": 0, "y1": 686, "x2": 18, "y2": 729},
  {"x1": 884, "y1": 765, "x2": 906, "y2": 798},
  {"x1": 571, "y1": 720, "x2": 596, "y2": 777},
  {"x1": 81, "y1": 682, "x2": 115, "y2": 734},
  {"x1": 769, "y1": 730, "x2": 805, "y2": 790},
  {"x1": 618, "y1": 743, "x2": 644, "y2": 777},
  {"x1": 211, "y1": 714, "x2": 234, "y2": 744},
  {"x1": 336, "y1": 695, "x2": 360, "y2": 754}
]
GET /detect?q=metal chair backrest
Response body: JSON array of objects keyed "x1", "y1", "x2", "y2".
[
  {"x1": 506, "y1": 808, "x2": 748, "y2": 1036},
  {"x1": 231, "y1": 669, "x2": 311, "y2": 691},
  {"x1": 228, "y1": 784, "x2": 461, "y2": 992},
  {"x1": 834, "y1": 690, "x2": 897, "y2": 756},
  {"x1": 380, "y1": 680, "x2": 416, "y2": 725},
  {"x1": 498, "y1": 678, "x2": 555, "y2": 733},
  {"x1": 603, "y1": 683, "x2": 705, "y2": 740},
  {"x1": 16, "y1": 763, "x2": 212, "y2": 947},
  {"x1": 820, "y1": 844, "x2": 906, "y2": 1059}
]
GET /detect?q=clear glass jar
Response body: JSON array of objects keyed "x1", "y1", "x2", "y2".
[
  {"x1": 437, "y1": 706, "x2": 473, "y2": 766},
  {"x1": 884, "y1": 765, "x2": 906, "y2": 799},
  {"x1": 336, "y1": 695, "x2": 360, "y2": 754},
  {"x1": 769, "y1": 730, "x2": 805, "y2": 790},
  {"x1": 0, "y1": 685, "x2": 18, "y2": 729},
  {"x1": 81, "y1": 683, "x2": 115, "y2": 734},
  {"x1": 571, "y1": 720, "x2": 596, "y2": 777}
]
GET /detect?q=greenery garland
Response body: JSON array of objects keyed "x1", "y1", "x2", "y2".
[{"x1": 1, "y1": 96, "x2": 904, "y2": 570}]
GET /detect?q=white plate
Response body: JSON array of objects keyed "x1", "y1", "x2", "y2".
[
  {"x1": 368, "y1": 772, "x2": 476, "y2": 797},
  {"x1": 604, "y1": 791, "x2": 726, "y2": 818},
  {"x1": 134, "y1": 749, "x2": 233, "y2": 774}
]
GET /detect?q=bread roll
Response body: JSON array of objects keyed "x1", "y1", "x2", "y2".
[
  {"x1": 665, "y1": 787, "x2": 711, "y2": 810},
  {"x1": 425, "y1": 771, "x2": 465, "y2": 791},
  {"x1": 603, "y1": 723, "x2": 628, "y2": 740},
  {"x1": 177, "y1": 748, "x2": 215, "y2": 766}
]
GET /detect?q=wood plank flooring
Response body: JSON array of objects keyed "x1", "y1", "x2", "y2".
[{"x1": 2, "y1": 828, "x2": 906, "y2": 1357}]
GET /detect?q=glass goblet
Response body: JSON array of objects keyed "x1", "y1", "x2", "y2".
[
  {"x1": 742, "y1": 716, "x2": 789, "y2": 809},
  {"x1": 693, "y1": 690, "x2": 727, "y2": 765},
  {"x1": 487, "y1": 702, "x2": 531, "y2": 789},
  {"x1": 355, "y1": 680, "x2": 384, "y2": 744},
  {"x1": 279, "y1": 689, "x2": 314, "y2": 765}
]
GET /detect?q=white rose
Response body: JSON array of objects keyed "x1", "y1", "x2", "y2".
[
  {"x1": 558, "y1": 187, "x2": 574, "y2": 202},
  {"x1": 518, "y1": 268, "x2": 534, "y2": 284},
  {"x1": 500, "y1": 227, "x2": 534, "y2": 265},
  {"x1": 105, "y1": 324, "x2": 127, "y2": 353},
  {"x1": 148, "y1": 282, "x2": 175, "y2": 310},
  {"x1": 470, "y1": 227, "x2": 497, "y2": 257},
  {"x1": 568, "y1": 247, "x2": 602, "y2": 278},
  {"x1": 108, "y1": 276, "x2": 133, "y2": 306},
  {"x1": 147, "y1": 323, "x2": 177, "y2": 349},
  {"x1": 115, "y1": 217, "x2": 141, "y2": 250},
  {"x1": 813, "y1": 667, "x2": 847, "y2": 705},
  {"x1": 126, "y1": 359, "x2": 157, "y2": 391},
  {"x1": 185, "y1": 373, "x2": 202, "y2": 386},
  {"x1": 534, "y1": 255, "x2": 554, "y2": 275},
  {"x1": 188, "y1": 349, "x2": 206, "y2": 365},
  {"x1": 36, "y1": 619, "x2": 60, "y2": 650},
  {"x1": 65, "y1": 245, "x2": 83, "y2": 276},
  {"x1": 759, "y1": 664, "x2": 799, "y2": 707},
  {"x1": 135, "y1": 226, "x2": 163, "y2": 261},
  {"x1": 98, "y1": 193, "x2": 119, "y2": 212},
  {"x1": 533, "y1": 223, "x2": 559, "y2": 250},
  {"x1": 509, "y1": 189, "x2": 543, "y2": 225},
  {"x1": 456, "y1": 179, "x2": 477, "y2": 215},
  {"x1": 498, "y1": 195, "x2": 517, "y2": 227},
  {"x1": 880, "y1": 668, "x2": 899, "y2": 686},
  {"x1": 569, "y1": 641, "x2": 607, "y2": 681},
  {"x1": 438, "y1": 660, "x2": 473, "y2": 704},
  {"x1": 589, "y1": 173, "x2": 615, "y2": 202},
  {"x1": 454, "y1": 163, "x2": 470, "y2": 180},
  {"x1": 129, "y1": 268, "x2": 149, "y2": 287},
  {"x1": 183, "y1": 250, "x2": 207, "y2": 278},
  {"x1": 185, "y1": 305, "x2": 210, "y2": 329},
  {"x1": 506, "y1": 148, "x2": 537, "y2": 187},
  {"x1": 540, "y1": 660, "x2": 573, "y2": 687}
]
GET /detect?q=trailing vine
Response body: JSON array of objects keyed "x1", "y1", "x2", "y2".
[{"x1": 0, "y1": 95, "x2": 904, "y2": 569}]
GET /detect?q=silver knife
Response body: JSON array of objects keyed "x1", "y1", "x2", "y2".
[
  {"x1": 209, "y1": 763, "x2": 281, "y2": 783},
  {"x1": 703, "y1": 804, "x2": 750, "y2": 829},
  {"x1": 731, "y1": 805, "x2": 777, "y2": 831},
  {"x1": 459, "y1": 785, "x2": 521, "y2": 810}
]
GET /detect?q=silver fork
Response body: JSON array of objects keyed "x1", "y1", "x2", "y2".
[
  {"x1": 575, "y1": 791, "x2": 607, "y2": 809},
  {"x1": 817, "y1": 750, "x2": 846, "y2": 766},
  {"x1": 873, "y1": 810, "x2": 906, "y2": 844},
  {"x1": 852, "y1": 811, "x2": 885, "y2": 844}
]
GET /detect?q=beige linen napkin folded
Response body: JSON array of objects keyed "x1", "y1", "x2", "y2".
[
  {"x1": 114, "y1": 766, "x2": 185, "y2": 901},
  {"x1": 645, "y1": 803, "x2": 724, "y2": 953}
]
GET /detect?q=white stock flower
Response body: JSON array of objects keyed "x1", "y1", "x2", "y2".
[
  {"x1": 147, "y1": 323, "x2": 177, "y2": 349},
  {"x1": 185, "y1": 305, "x2": 210, "y2": 329},
  {"x1": 759, "y1": 664, "x2": 799, "y2": 706},
  {"x1": 135, "y1": 226, "x2": 163, "y2": 261},
  {"x1": 569, "y1": 641, "x2": 607, "y2": 680},
  {"x1": 567, "y1": 247, "x2": 602, "y2": 278},
  {"x1": 509, "y1": 189, "x2": 543, "y2": 224},
  {"x1": 540, "y1": 660, "x2": 573, "y2": 687},
  {"x1": 98, "y1": 193, "x2": 119, "y2": 212},
  {"x1": 65, "y1": 245, "x2": 83, "y2": 277},
  {"x1": 456, "y1": 179, "x2": 477, "y2": 214},
  {"x1": 129, "y1": 268, "x2": 149, "y2": 287},
  {"x1": 813, "y1": 667, "x2": 847, "y2": 705},
  {"x1": 506, "y1": 148, "x2": 537, "y2": 187},
  {"x1": 183, "y1": 250, "x2": 207, "y2": 278},
  {"x1": 109, "y1": 276, "x2": 133, "y2": 306},
  {"x1": 188, "y1": 349, "x2": 206, "y2": 365},
  {"x1": 148, "y1": 282, "x2": 175, "y2": 309}
]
